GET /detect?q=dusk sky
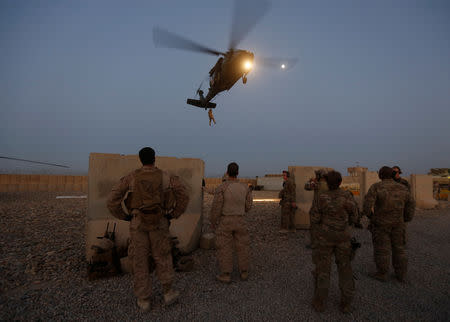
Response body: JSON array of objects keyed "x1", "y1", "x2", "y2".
[{"x1": 1, "y1": 0, "x2": 449, "y2": 177}]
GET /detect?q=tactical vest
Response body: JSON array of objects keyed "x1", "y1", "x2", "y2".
[
  {"x1": 320, "y1": 190, "x2": 349, "y2": 232},
  {"x1": 376, "y1": 183, "x2": 406, "y2": 222},
  {"x1": 129, "y1": 168, "x2": 163, "y2": 215}
]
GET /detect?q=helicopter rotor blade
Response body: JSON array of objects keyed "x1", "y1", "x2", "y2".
[
  {"x1": 255, "y1": 56, "x2": 298, "y2": 70},
  {"x1": 228, "y1": 0, "x2": 271, "y2": 50},
  {"x1": 153, "y1": 27, "x2": 225, "y2": 56},
  {"x1": 0, "y1": 156, "x2": 70, "y2": 168}
]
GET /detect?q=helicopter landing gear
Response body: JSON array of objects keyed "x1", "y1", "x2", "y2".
[{"x1": 242, "y1": 75, "x2": 247, "y2": 84}]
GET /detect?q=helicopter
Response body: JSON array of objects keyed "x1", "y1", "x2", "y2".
[{"x1": 152, "y1": 0, "x2": 297, "y2": 110}]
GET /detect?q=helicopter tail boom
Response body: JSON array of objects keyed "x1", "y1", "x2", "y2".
[{"x1": 186, "y1": 99, "x2": 216, "y2": 109}]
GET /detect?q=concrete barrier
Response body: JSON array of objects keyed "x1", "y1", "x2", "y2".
[
  {"x1": 86, "y1": 152, "x2": 204, "y2": 260},
  {"x1": 0, "y1": 174, "x2": 88, "y2": 192},
  {"x1": 411, "y1": 174, "x2": 439, "y2": 209},
  {"x1": 288, "y1": 166, "x2": 333, "y2": 229},
  {"x1": 256, "y1": 176, "x2": 283, "y2": 191}
]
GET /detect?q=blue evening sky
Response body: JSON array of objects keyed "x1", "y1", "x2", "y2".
[{"x1": 1, "y1": 0, "x2": 449, "y2": 176}]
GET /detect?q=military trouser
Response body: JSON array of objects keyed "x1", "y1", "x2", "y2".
[
  {"x1": 129, "y1": 216, "x2": 174, "y2": 300},
  {"x1": 280, "y1": 203, "x2": 295, "y2": 230},
  {"x1": 372, "y1": 224, "x2": 407, "y2": 278},
  {"x1": 216, "y1": 216, "x2": 249, "y2": 274},
  {"x1": 312, "y1": 232, "x2": 354, "y2": 304}
]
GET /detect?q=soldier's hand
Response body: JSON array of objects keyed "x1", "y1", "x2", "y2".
[{"x1": 124, "y1": 214, "x2": 133, "y2": 222}]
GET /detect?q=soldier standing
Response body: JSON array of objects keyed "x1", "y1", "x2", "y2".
[
  {"x1": 310, "y1": 171, "x2": 358, "y2": 313},
  {"x1": 392, "y1": 166, "x2": 411, "y2": 192},
  {"x1": 362, "y1": 166, "x2": 415, "y2": 282},
  {"x1": 210, "y1": 162, "x2": 253, "y2": 283},
  {"x1": 106, "y1": 147, "x2": 189, "y2": 311},
  {"x1": 304, "y1": 169, "x2": 329, "y2": 250},
  {"x1": 278, "y1": 170, "x2": 297, "y2": 233}
]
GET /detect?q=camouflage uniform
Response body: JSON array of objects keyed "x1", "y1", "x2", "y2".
[
  {"x1": 210, "y1": 179, "x2": 253, "y2": 275},
  {"x1": 305, "y1": 177, "x2": 329, "y2": 264},
  {"x1": 395, "y1": 177, "x2": 411, "y2": 193},
  {"x1": 278, "y1": 177, "x2": 296, "y2": 230},
  {"x1": 107, "y1": 166, "x2": 188, "y2": 301},
  {"x1": 310, "y1": 188, "x2": 358, "y2": 306},
  {"x1": 362, "y1": 178, "x2": 415, "y2": 280}
]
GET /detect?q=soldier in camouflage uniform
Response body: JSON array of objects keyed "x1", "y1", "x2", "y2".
[
  {"x1": 107, "y1": 147, "x2": 189, "y2": 311},
  {"x1": 310, "y1": 171, "x2": 358, "y2": 313},
  {"x1": 210, "y1": 162, "x2": 253, "y2": 283},
  {"x1": 362, "y1": 166, "x2": 415, "y2": 283},
  {"x1": 305, "y1": 169, "x2": 329, "y2": 252},
  {"x1": 392, "y1": 166, "x2": 411, "y2": 192},
  {"x1": 278, "y1": 170, "x2": 297, "y2": 233}
]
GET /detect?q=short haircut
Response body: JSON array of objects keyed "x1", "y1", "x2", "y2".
[
  {"x1": 325, "y1": 170, "x2": 342, "y2": 190},
  {"x1": 282, "y1": 170, "x2": 290, "y2": 178},
  {"x1": 378, "y1": 166, "x2": 393, "y2": 179},
  {"x1": 227, "y1": 162, "x2": 239, "y2": 177},
  {"x1": 139, "y1": 147, "x2": 155, "y2": 165}
]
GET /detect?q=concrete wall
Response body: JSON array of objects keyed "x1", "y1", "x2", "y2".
[
  {"x1": 288, "y1": 166, "x2": 333, "y2": 229},
  {"x1": 0, "y1": 174, "x2": 87, "y2": 192},
  {"x1": 256, "y1": 177, "x2": 283, "y2": 191},
  {"x1": 86, "y1": 153, "x2": 204, "y2": 260},
  {"x1": 411, "y1": 174, "x2": 438, "y2": 209},
  {"x1": 360, "y1": 171, "x2": 380, "y2": 203}
]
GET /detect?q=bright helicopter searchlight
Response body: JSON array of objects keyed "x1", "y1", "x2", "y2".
[{"x1": 281, "y1": 64, "x2": 286, "y2": 69}]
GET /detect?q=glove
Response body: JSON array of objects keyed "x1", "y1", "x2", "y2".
[{"x1": 124, "y1": 214, "x2": 133, "y2": 222}]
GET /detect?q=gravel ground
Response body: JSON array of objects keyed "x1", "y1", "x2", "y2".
[{"x1": 1, "y1": 191, "x2": 449, "y2": 321}]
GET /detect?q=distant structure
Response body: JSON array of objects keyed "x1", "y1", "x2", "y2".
[
  {"x1": 428, "y1": 168, "x2": 450, "y2": 177},
  {"x1": 347, "y1": 167, "x2": 368, "y2": 177}
]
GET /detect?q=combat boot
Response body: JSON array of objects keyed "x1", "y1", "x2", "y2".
[
  {"x1": 395, "y1": 273, "x2": 407, "y2": 283},
  {"x1": 240, "y1": 271, "x2": 248, "y2": 281},
  {"x1": 369, "y1": 272, "x2": 388, "y2": 282},
  {"x1": 216, "y1": 272, "x2": 231, "y2": 284},
  {"x1": 137, "y1": 298, "x2": 151, "y2": 312},
  {"x1": 312, "y1": 297, "x2": 326, "y2": 312},
  {"x1": 163, "y1": 289, "x2": 180, "y2": 306}
]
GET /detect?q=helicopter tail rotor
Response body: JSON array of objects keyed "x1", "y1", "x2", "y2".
[{"x1": 255, "y1": 57, "x2": 299, "y2": 70}]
